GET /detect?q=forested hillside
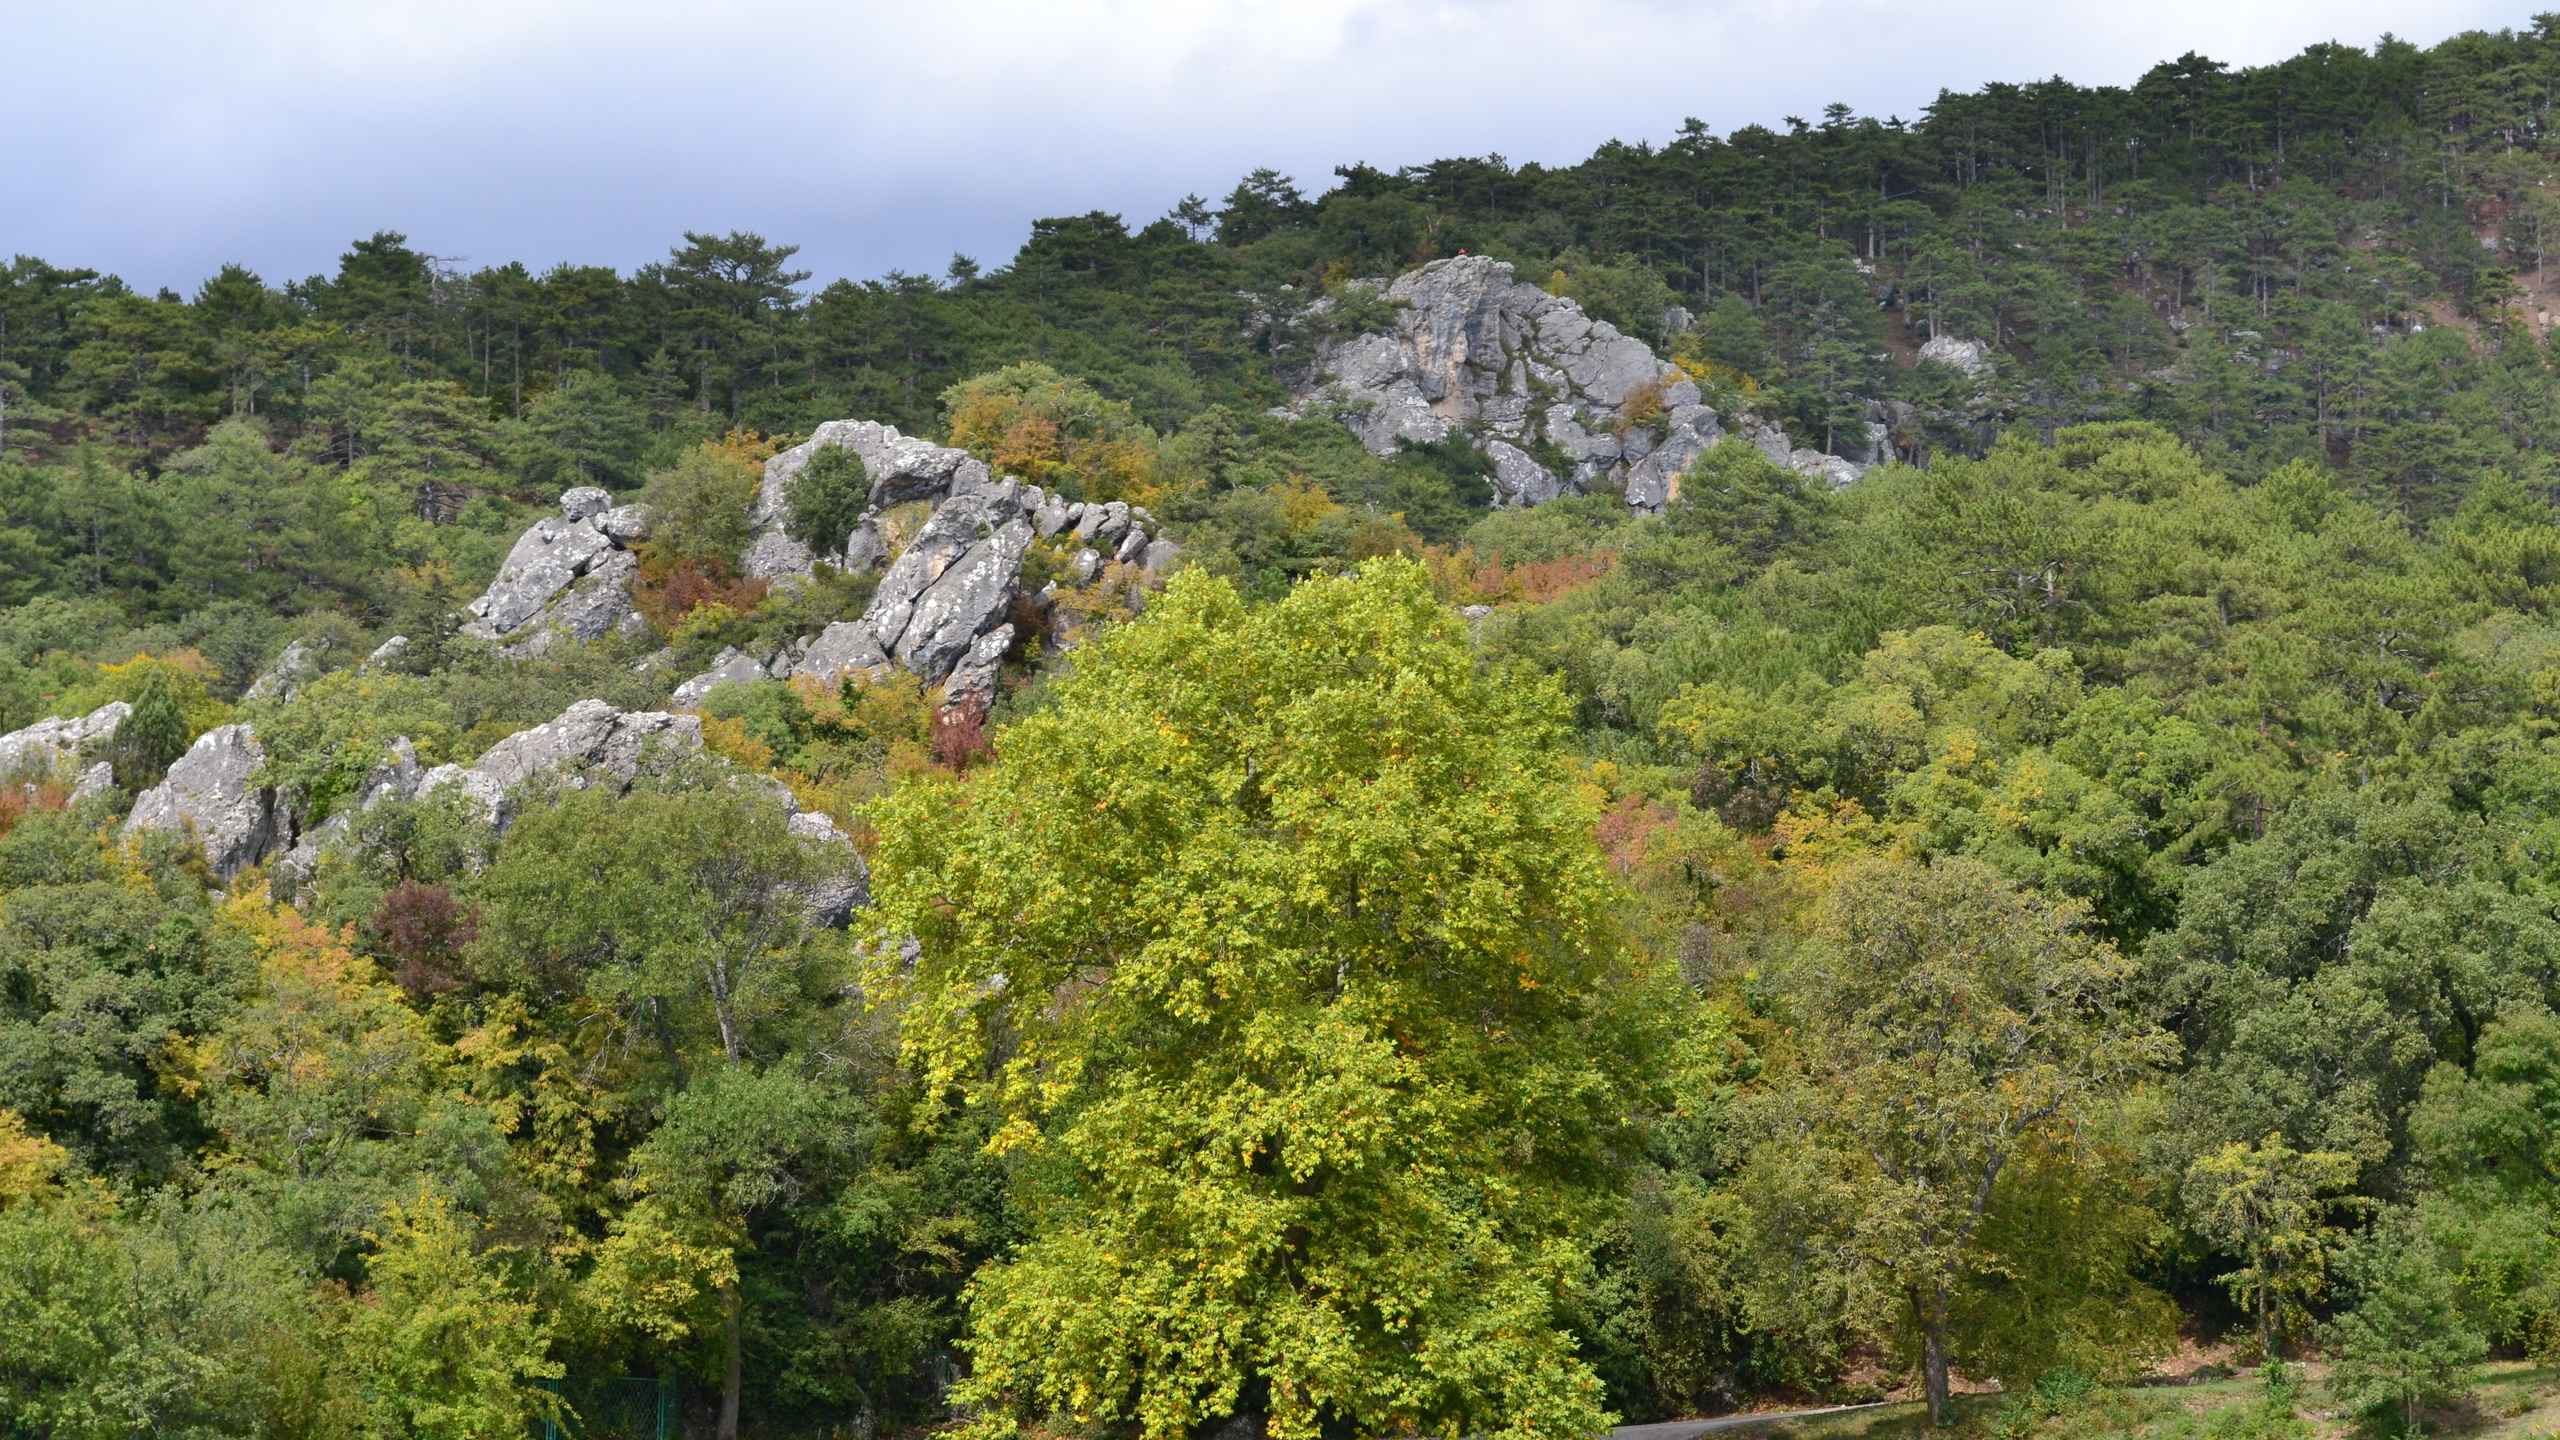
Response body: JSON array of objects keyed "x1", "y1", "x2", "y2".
[{"x1": 15, "y1": 16, "x2": 2560, "y2": 1440}]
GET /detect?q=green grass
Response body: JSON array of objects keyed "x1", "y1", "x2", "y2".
[{"x1": 1707, "y1": 1362, "x2": 2560, "y2": 1439}]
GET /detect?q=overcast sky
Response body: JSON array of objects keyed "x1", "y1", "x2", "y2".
[{"x1": 0, "y1": 0, "x2": 2531, "y2": 295}]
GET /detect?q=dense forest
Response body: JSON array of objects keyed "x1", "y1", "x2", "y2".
[{"x1": 19, "y1": 14, "x2": 2560, "y2": 1440}]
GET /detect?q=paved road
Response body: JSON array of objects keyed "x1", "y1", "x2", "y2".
[{"x1": 1611, "y1": 1404, "x2": 1890, "y2": 1439}]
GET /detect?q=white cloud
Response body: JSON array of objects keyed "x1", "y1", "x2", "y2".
[{"x1": 0, "y1": 0, "x2": 2529, "y2": 291}]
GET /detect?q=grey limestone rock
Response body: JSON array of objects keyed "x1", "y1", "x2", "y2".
[
  {"x1": 460, "y1": 485, "x2": 659, "y2": 649},
  {"x1": 1484, "y1": 439, "x2": 1562, "y2": 508},
  {"x1": 595, "y1": 503, "x2": 655, "y2": 545},
  {"x1": 508, "y1": 548, "x2": 640, "y2": 658},
  {"x1": 1289, "y1": 254, "x2": 1874, "y2": 514},
  {"x1": 793, "y1": 620, "x2": 893, "y2": 689},
  {"x1": 124, "y1": 723, "x2": 278, "y2": 878},
  {"x1": 1919, "y1": 335, "x2": 1995, "y2": 378},
  {"x1": 672, "y1": 647, "x2": 770, "y2": 711},
  {"x1": 841, "y1": 519, "x2": 890, "y2": 570},
  {"x1": 1142, "y1": 537, "x2": 1182, "y2": 573},
  {"x1": 71, "y1": 762, "x2": 115, "y2": 803},
  {"x1": 244, "y1": 640, "x2": 329, "y2": 702},
  {"x1": 1621, "y1": 404, "x2": 1726, "y2": 511},
  {"x1": 788, "y1": 810, "x2": 871, "y2": 928},
  {"x1": 364, "y1": 635, "x2": 410, "y2": 669},
  {"x1": 418, "y1": 699, "x2": 702, "y2": 831},
  {"x1": 1034, "y1": 494, "x2": 1073, "y2": 538},
  {"x1": 939, "y1": 624, "x2": 1013, "y2": 721},
  {"x1": 895, "y1": 520, "x2": 1032, "y2": 681},
  {"x1": 465, "y1": 516, "x2": 615, "y2": 637},
  {"x1": 1113, "y1": 527, "x2": 1148, "y2": 565},
  {"x1": 864, "y1": 492, "x2": 1008, "y2": 656},
  {"x1": 750, "y1": 420, "x2": 992, "y2": 579},
  {"x1": 0, "y1": 702, "x2": 128, "y2": 783}
]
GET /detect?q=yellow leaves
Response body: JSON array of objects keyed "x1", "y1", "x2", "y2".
[
  {"x1": 582, "y1": 1199, "x2": 740, "y2": 1345},
  {"x1": 0, "y1": 1108, "x2": 70, "y2": 1205},
  {"x1": 178, "y1": 885, "x2": 442, "y2": 1160},
  {"x1": 1271, "y1": 476, "x2": 1339, "y2": 536},
  {"x1": 697, "y1": 714, "x2": 773, "y2": 772}
]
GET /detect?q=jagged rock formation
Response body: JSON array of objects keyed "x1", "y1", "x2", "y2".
[
  {"x1": 418, "y1": 698, "x2": 702, "y2": 831},
  {"x1": 1280, "y1": 255, "x2": 1873, "y2": 509},
  {"x1": 0, "y1": 702, "x2": 128, "y2": 785},
  {"x1": 460, "y1": 486, "x2": 654, "y2": 654},
  {"x1": 696, "y1": 424, "x2": 1179, "y2": 713},
  {"x1": 124, "y1": 724, "x2": 279, "y2": 878},
  {"x1": 470, "y1": 424, "x2": 1181, "y2": 715}
]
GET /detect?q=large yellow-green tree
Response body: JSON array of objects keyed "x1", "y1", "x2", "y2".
[
  {"x1": 1733, "y1": 856, "x2": 2177, "y2": 1424},
  {"x1": 863, "y1": 560, "x2": 1664, "y2": 1440}
]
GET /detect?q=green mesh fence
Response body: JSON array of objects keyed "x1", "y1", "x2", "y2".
[{"x1": 535, "y1": 1376, "x2": 679, "y2": 1440}]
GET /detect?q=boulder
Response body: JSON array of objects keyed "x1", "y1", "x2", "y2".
[
  {"x1": 418, "y1": 699, "x2": 702, "y2": 831},
  {"x1": 509, "y1": 548, "x2": 642, "y2": 658},
  {"x1": 1484, "y1": 439, "x2": 1562, "y2": 508},
  {"x1": 792, "y1": 620, "x2": 893, "y2": 689},
  {"x1": 595, "y1": 504, "x2": 655, "y2": 545},
  {"x1": 124, "y1": 724, "x2": 278, "y2": 878},
  {"x1": 896, "y1": 521, "x2": 1033, "y2": 680},
  {"x1": 244, "y1": 640, "x2": 329, "y2": 701},
  {"x1": 1622, "y1": 405, "x2": 1726, "y2": 510},
  {"x1": 465, "y1": 515, "x2": 615, "y2": 636},
  {"x1": 71, "y1": 763, "x2": 115, "y2": 802},
  {"x1": 1919, "y1": 335, "x2": 1995, "y2": 377},
  {"x1": 364, "y1": 635, "x2": 410, "y2": 669},
  {"x1": 461, "y1": 489, "x2": 656, "y2": 649},
  {"x1": 1142, "y1": 537, "x2": 1183, "y2": 573},
  {"x1": 672, "y1": 647, "x2": 769, "y2": 711},
  {"x1": 0, "y1": 702, "x2": 128, "y2": 783}
]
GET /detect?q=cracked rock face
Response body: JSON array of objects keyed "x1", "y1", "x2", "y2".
[
  {"x1": 0, "y1": 702, "x2": 128, "y2": 784},
  {"x1": 1285, "y1": 255, "x2": 1866, "y2": 510},
  {"x1": 124, "y1": 723, "x2": 278, "y2": 878}
]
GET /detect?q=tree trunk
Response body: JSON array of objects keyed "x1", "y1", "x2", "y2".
[
  {"x1": 1915, "y1": 1284, "x2": 1953, "y2": 1427},
  {"x1": 719, "y1": 1279, "x2": 744, "y2": 1440}
]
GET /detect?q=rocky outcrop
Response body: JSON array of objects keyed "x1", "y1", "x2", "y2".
[
  {"x1": 124, "y1": 724, "x2": 279, "y2": 878},
  {"x1": 749, "y1": 421, "x2": 995, "y2": 578},
  {"x1": 0, "y1": 702, "x2": 128, "y2": 784},
  {"x1": 750, "y1": 429, "x2": 1177, "y2": 706},
  {"x1": 418, "y1": 699, "x2": 702, "y2": 831},
  {"x1": 1280, "y1": 255, "x2": 1872, "y2": 509},
  {"x1": 461, "y1": 488, "x2": 653, "y2": 654}
]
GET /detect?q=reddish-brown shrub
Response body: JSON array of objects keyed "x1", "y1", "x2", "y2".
[
  {"x1": 632, "y1": 555, "x2": 770, "y2": 631},
  {"x1": 372, "y1": 880, "x2": 479, "y2": 999},
  {"x1": 929, "y1": 710, "x2": 995, "y2": 772}
]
